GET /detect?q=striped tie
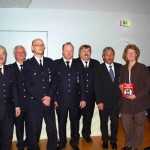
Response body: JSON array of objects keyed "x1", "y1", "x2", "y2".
[{"x1": 109, "y1": 65, "x2": 115, "y2": 82}]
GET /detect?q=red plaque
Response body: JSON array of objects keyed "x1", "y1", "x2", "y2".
[{"x1": 122, "y1": 83, "x2": 134, "y2": 98}]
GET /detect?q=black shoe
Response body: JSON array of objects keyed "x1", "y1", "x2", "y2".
[
  {"x1": 17, "y1": 146, "x2": 25, "y2": 150},
  {"x1": 72, "y1": 145, "x2": 79, "y2": 150},
  {"x1": 56, "y1": 147, "x2": 64, "y2": 150},
  {"x1": 122, "y1": 146, "x2": 132, "y2": 150},
  {"x1": 111, "y1": 142, "x2": 117, "y2": 149},
  {"x1": 144, "y1": 147, "x2": 150, "y2": 150},
  {"x1": 102, "y1": 142, "x2": 108, "y2": 149},
  {"x1": 56, "y1": 145, "x2": 66, "y2": 150},
  {"x1": 27, "y1": 148, "x2": 40, "y2": 150},
  {"x1": 84, "y1": 137, "x2": 92, "y2": 143}
]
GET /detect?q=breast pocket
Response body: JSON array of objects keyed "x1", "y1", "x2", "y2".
[
  {"x1": 7, "y1": 79, "x2": 13, "y2": 86},
  {"x1": 32, "y1": 72, "x2": 38, "y2": 80},
  {"x1": 57, "y1": 71, "x2": 61, "y2": 81},
  {"x1": 7, "y1": 79, "x2": 13, "y2": 91}
]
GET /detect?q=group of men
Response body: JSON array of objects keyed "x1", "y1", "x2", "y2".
[{"x1": 0, "y1": 38, "x2": 125, "y2": 150}]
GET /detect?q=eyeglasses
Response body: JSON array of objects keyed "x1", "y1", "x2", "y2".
[{"x1": 33, "y1": 44, "x2": 45, "y2": 47}]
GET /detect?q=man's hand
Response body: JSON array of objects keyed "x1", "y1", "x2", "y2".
[
  {"x1": 119, "y1": 84, "x2": 123, "y2": 92},
  {"x1": 127, "y1": 94, "x2": 136, "y2": 100},
  {"x1": 97, "y1": 103, "x2": 104, "y2": 111},
  {"x1": 16, "y1": 108, "x2": 21, "y2": 117},
  {"x1": 42, "y1": 96, "x2": 51, "y2": 106},
  {"x1": 54, "y1": 101, "x2": 58, "y2": 109},
  {"x1": 80, "y1": 101, "x2": 86, "y2": 109}
]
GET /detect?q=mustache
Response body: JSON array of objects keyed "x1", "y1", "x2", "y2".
[{"x1": 84, "y1": 54, "x2": 89, "y2": 56}]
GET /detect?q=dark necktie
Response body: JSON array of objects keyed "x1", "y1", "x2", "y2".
[
  {"x1": 20, "y1": 65, "x2": 23, "y2": 72},
  {"x1": 109, "y1": 65, "x2": 115, "y2": 82},
  {"x1": 85, "y1": 62, "x2": 88, "y2": 69},
  {"x1": 39, "y1": 59, "x2": 43, "y2": 67},
  {"x1": 0, "y1": 68, "x2": 2, "y2": 76},
  {"x1": 66, "y1": 61, "x2": 70, "y2": 69}
]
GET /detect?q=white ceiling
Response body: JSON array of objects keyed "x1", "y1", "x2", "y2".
[
  {"x1": 0, "y1": 0, "x2": 32, "y2": 8},
  {"x1": 0, "y1": 0, "x2": 150, "y2": 14}
]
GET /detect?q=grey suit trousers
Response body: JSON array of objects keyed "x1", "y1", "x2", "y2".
[{"x1": 121, "y1": 111, "x2": 145, "y2": 150}]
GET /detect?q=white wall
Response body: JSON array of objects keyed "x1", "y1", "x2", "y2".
[
  {"x1": 1, "y1": 9, "x2": 150, "y2": 64},
  {"x1": 0, "y1": 31, "x2": 48, "y2": 64},
  {"x1": 0, "y1": 8, "x2": 150, "y2": 140}
]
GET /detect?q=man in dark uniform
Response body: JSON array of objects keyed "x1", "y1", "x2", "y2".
[
  {"x1": 55, "y1": 42, "x2": 86, "y2": 150},
  {"x1": 23, "y1": 38, "x2": 57, "y2": 150},
  {"x1": 94, "y1": 47, "x2": 122, "y2": 150},
  {"x1": 146, "y1": 66, "x2": 150, "y2": 120},
  {"x1": 11, "y1": 45, "x2": 30, "y2": 150},
  {"x1": 144, "y1": 66, "x2": 150, "y2": 150},
  {"x1": 77, "y1": 44, "x2": 100, "y2": 143},
  {"x1": 0, "y1": 45, "x2": 21, "y2": 150}
]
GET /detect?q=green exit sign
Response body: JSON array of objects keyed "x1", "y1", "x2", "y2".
[{"x1": 120, "y1": 20, "x2": 132, "y2": 27}]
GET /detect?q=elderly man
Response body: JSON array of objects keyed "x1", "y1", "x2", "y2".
[
  {"x1": 0, "y1": 45, "x2": 21, "y2": 150},
  {"x1": 11, "y1": 45, "x2": 30, "y2": 150}
]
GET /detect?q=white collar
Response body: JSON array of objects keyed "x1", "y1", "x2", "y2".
[
  {"x1": 34, "y1": 56, "x2": 44, "y2": 65},
  {"x1": 16, "y1": 61, "x2": 23, "y2": 70},
  {"x1": 81, "y1": 59, "x2": 90, "y2": 67},
  {"x1": 0, "y1": 65, "x2": 4, "y2": 74},
  {"x1": 63, "y1": 58, "x2": 73, "y2": 66}
]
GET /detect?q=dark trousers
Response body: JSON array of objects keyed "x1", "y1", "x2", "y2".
[
  {"x1": 121, "y1": 111, "x2": 145, "y2": 150},
  {"x1": 57, "y1": 107, "x2": 79, "y2": 147},
  {"x1": 15, "y1": 110, "x2": 29, "y2": 149},
  {"x1": 99, "y1": 104, "x2": 120, "y2": 143},
  {"x1": 146, "y1": 107, "x2": 150, "y2": 118},
  {"x1": 0, "y1": 117, "x2": 14, "y2": 150},
  {"x1": 27, "y1": 102, "x2": 57, "y2": 150},
  {"x1": 78, "y1": 102, "x2": 95, "y2": 138}
]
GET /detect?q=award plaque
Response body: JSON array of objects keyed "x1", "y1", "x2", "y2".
[{"x1": 122, "y1": 83, "x2": 134, "y2": 98}]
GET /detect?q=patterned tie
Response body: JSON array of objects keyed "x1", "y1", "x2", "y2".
[
  {"x1": 109, "y1": 65, "x2": 115, "y2": 82},
  {"x1": 66, "y1": 61, "x2": 70, "y2": 69}
]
